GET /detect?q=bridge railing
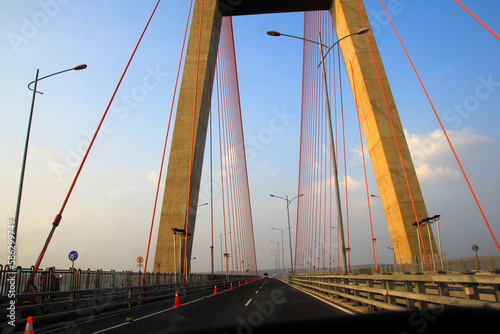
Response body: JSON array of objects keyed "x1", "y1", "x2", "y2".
[
  {"x1": 287, "y1": 272, "x2": 500, "y2": 313},
  {"x1": 296, "y1": 255, "x2": 500, "y2": 275},
  {"x1": 1, "y1": 274, "x2": 253, "y2": 331},
  {"x1": 0, "y1": 265, "x2": 229, "y2": 295}
]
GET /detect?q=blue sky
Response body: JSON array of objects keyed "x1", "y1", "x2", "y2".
[{"x1": 1, "y1": 0, "x2": 499, "y2": 273}]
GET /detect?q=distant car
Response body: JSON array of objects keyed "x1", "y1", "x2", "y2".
[{"x1": 263, "y1": 272, "x2": 268, "y2": 278}]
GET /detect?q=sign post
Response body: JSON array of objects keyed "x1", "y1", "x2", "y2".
[
  {"x1": 137, "y1": 256, "x2": 144, "y2": 272},
  {"x1": 68, "y1": 250, "x2": 78, "y2": 269}
]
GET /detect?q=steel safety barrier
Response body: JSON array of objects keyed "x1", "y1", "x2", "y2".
[{"x1": 287, "y1": 272, "x2": 500, "y2": 313}]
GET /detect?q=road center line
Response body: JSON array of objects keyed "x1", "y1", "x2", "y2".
[{"x1": 244, "y1": 299, "x2": 252, "y2": 306}]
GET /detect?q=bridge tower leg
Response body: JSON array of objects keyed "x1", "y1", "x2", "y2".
[
  {"x1": 153, "y1": 0, "x2": 222, "y2": 275},
  {"x1": 329, "y1": 0, "x2": 437, "y2": 265}
]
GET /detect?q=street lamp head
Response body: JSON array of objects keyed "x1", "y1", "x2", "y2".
[
  {"x1": 270, "y1": 194, "x2": 275, "y2": 197},
  {"x1": 266, "y1": 30, "x2": 281, "y2": 37},
  {"x1": 73, "y1": 64, "x2": 87, "y2": 70},
  {"x1": 356, "y1": 28, "x2": 369, "y2": 35}
]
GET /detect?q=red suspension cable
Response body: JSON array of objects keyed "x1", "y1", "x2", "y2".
[
  {"x1": 183, "y1": 0, "x2": 205, "y2": 279},
  {"x1": 379, "y1": 0, "x2": 500, "y2": 253},
  {"x1": 142, "y1": 0, "x2": 193, "y2": 285},
  {"x1": 455, "y1": 0, "x2": 500, "y2": 42},
  {"x1": 354, "y1": 0, "x2": 431, "y2": 270},
  {"x1": 25, "y1": 0, "x2": 161, "y2": 293},
  {"x1": 350, "y1": 61, "x2": 378, "y2": 272}
]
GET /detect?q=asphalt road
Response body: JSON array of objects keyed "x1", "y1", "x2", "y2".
[
  {"x1": 33, "y1": 278, "x2": 353, "y2": 334},
  {"x1": 13, "y1": 278, "x2": 499, "y2": 334}
]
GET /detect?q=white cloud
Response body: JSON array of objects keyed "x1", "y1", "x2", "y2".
[
  {"x1": 405, "y1": 127, "x2": 491, "y2": 183},
  {"x1": 107, "y1": 189, "x2": 124, "y2": 197},
  {"x1": 30, "y1": 145, "x2": 54, "y2": 159},
  {"x1": 311, "y1": 175, "x2": 364, "y2": 195},
  {"x1": 341, "y1": 175, "x2": 364, "y2": 191},
  {"x1": 415, "y1": 164, "x2": 460, "y2": 182},
  {"x1": 147, "y1": 171, "x2": 158, "y2": 185}
]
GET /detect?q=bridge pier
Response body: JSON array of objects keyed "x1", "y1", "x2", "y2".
[{"x1": 154, "y1": 0, "x2": 222, "y2": 275}]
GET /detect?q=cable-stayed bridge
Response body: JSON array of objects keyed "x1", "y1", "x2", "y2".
[{"x1": 2, "y1": 0, "x2": 500, "y2": 332}]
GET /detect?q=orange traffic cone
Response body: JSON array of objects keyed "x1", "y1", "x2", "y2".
[
  {"x1": 24, "y1": 316, "x2": 34, "y2": 334},
  {"x1": 173, "y1": 292, "x2": 181, "y2": 307},
  {"x1": 238, "y1": 281, "x2": 241, "y2": 287},
  {"x1": 213, "y1": 285, "x2": 218, "y2": 295},
  {"x1": 230, "y1": 283, "x2": 233, "y2": 290}
]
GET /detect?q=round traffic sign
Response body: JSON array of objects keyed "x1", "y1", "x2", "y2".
[
  {"x1": 68, "y1": 250, "x2": 78, "y2": 261},
  {"x1": 156, "y1": 262, "x2": 162, "y2": 269},
  {"x1": 137, "y1": 256, "x2": 144, "y2": 263}
]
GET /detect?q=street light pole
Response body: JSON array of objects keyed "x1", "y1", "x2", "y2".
[
  {"x1": 272, "y1": 226, "x2": 291, "y2": 274},
  {"x1": 12, "y1": 65, "x2": 87, "y2": 265},
  {"x1": 270, "y1": 194, "x2": 303, "y2": 274},
  {"x1": 433, "y1": 215, "x2": 444, "y2": 269},
  {"x1": 271, "y1": 240, "x2": 281, "y2": 274},
  {"x1": 267, "y1": 28, "x2": 369, "y2": 275},
  {"x1": 317, "y1": 31, "x2": 348, "y2": 274}
]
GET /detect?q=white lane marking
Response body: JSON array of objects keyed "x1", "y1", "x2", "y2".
[
  {"x1": 244, "y1": 299, "x2": 252, "y2": 306},
  {"x1": 255, "y1": 290, "x2": 259, "y2": 294},
  {"x1": 90, "y1": 295, "x2": 213, "y2": 333}
]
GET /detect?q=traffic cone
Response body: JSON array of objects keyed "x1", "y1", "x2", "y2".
[
  {"x1": 230, "y1": 283, "x2": 233, "y2": 290},
  {"x1": 173, "y1": 292, "x2": 181, "y2": 307},
  {"x1": 238, "y1": 281, "x2": 241, "y2": 287},
  {"x1": 213, "y1": 285, "x2": 218, "y2": 295},
  {"x1": 24, "y1": 316, "x2": 34, "y2": 334}
]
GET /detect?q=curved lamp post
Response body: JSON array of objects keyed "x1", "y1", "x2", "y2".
[
  {"x1": 15, "y1": 64, "x2": 86, "y2": 288},
  {"x1": 267, "y1": 28, "x2": 369, "y2": 274}
]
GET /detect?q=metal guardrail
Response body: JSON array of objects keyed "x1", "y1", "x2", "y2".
[
  {"x1": 295, "y1": 255, "x2": 500, "y2": 275},
  {"x1": 377, "y1": 255, "x2": 500, "y2": 274},
  {"x1": 1, "y1": 274, "x2": 253, "y2": 331},
  {"x1": 0, "y1": 265, "x2": 230, "y2": 295},
  {"x1": 288, "y1": 272, "x2": 500, "y2": 313}
]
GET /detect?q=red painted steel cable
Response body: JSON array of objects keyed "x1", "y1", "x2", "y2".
[
  {"x1": 216, "y1": 61, "x2": 229, "y2": 278},
  {"x1": 24, "y1": 0, "x2": 161, "y2": 293},
  {"x1": 214, "y1": 17, "x2": 257, "y2": 276},
  {"x1": 337, "y1": 45, "x2": 351, "y2": 272},
  {"x1": 142, "y1": 0, "x2": 193, "y2": 285},
  {"x1": 229, "y1": 15, "x2": 257, "y2": 274},
  {"x1": 220, "y1": 40, "x2": 233, "y2": 276},
  {"x1": 351, "y1": 61, "x2": 378, "y2": 272},
  {"x1": 354, "y1": 0, "x2": 431, "y2": 270},
  {"x1": 455, "y1": 0, "x2": 500, "y2": 42},
  {"x1": 183, "y1": 0, "x2": 204, "y2": 279},
  {"x1": 379, "y1": 0, "x2": 499, "y2": 253},
  {"x1": 210, "y1": 96, "x2": 214, "y2": 278},
  {"x1": 295, "y1": 10, "x2": 307, "y2": 271}
]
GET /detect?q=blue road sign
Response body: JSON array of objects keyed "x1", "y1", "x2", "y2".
[{"x1": 68, "y1": 250, "x2": 78, "y2": 261}]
